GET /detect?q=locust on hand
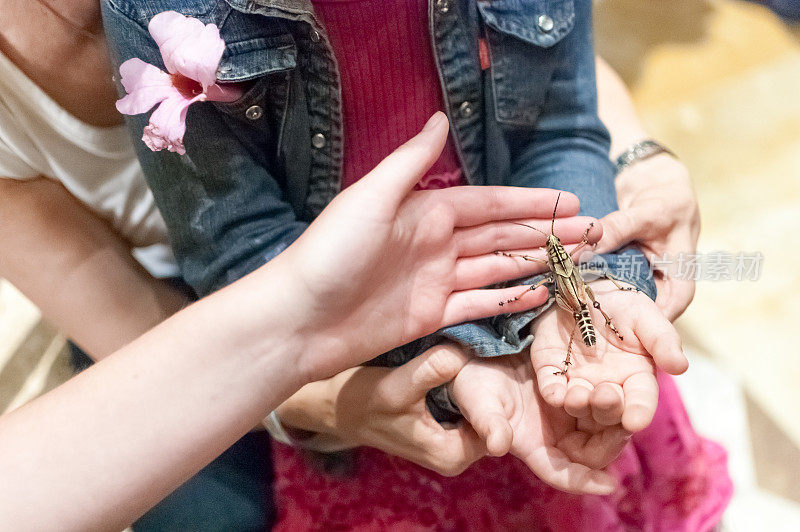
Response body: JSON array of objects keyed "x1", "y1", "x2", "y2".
[{"x1": 496, "y1": 193, "x2": 636, "y2": 376}]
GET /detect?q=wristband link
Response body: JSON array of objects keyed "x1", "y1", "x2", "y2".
[{"x1": 614, "y1": 139, "x2": 676, "y2": 173}]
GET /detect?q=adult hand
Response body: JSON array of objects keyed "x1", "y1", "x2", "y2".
[
  {"x1": 595, "y1": 155, "x2": 700, "y2": 321},
  {"x1": 451, "y1": 353, "x2": 627, "y2": 494},
  {"x1": 530, "y1": 280, "x2": 688, "y2": 432},
  {"x1": 269, "y1": 113, "x2": 591, "y2": 382},
  {"x1": 316, "y1": 344, "x2": 487, "y2": 476}
]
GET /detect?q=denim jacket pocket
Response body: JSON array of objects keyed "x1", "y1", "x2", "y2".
[
  {"x1": 478, "y1": 0, "x2": 576, "y2": 126},
  {"x1": 216, "y1": 34, "x2": 297, "y2": 83},
  {"x1": 213, "y1": 35, "x2": 297, "y2": 164}
]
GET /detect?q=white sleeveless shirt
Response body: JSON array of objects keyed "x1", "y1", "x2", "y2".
[{"x1": 0, "y1": 50, "x2": 176, "y2": 277}]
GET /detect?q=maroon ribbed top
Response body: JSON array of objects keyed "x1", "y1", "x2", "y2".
[{"x1": 312, "y1": 0, "x2": 464, "y2": 190}]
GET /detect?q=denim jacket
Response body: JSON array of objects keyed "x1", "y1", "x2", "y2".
[{"x1": 102, "y1": 0, "x2": 655, "y2": 365}]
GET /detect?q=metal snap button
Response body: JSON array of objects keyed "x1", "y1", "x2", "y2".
[
  {"x1": 436, "y1": 0, "x2": 450, "y2": 13},
  {"x1": 537, "y1": 14, "x2": 554, "y2": 33},
  {"x1": 310, "y1": 30, "x2": 321, "y2": 43},
  {"x1": 312, "y1": 133, "x2": 326, "y2": 149},
  {"x1": 459, "y1": 101, "x2": 473, "y2": 118},
  {"x1": 245, "y1": 105, "x2": 263, "y2": 120}
]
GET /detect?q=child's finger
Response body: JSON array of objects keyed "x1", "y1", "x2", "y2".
[
  {"x1": 593, "y1": 206, "x2": 651, "y2": 254},
  {"x1": 590, "y1": 383, "x2": 625, "y2": 426},
  {"x1": 431, "y1": 187, "x2": 579, "y2": 228},
  {"x1": 634, "y1": 308, "x2": 688, "y2": 375},
  {"x1": 531, "y1": 343, "x2": 571, "y2": 407},
  {"x1": 453, "y1": 216, "x2": 600, "y2": 257},
  {"x1": 534, "y1": 365, "x2": 568, "y2": 407},
  {"x1": 564, "y1": 378, "x2": 594, "y2": 419},
  {"x1": 518, "y1": 446, "x2": 616, "y2": 495},
  {"x1": 621, "y1": 372, "x2": 659, "y2": 432},
  {"x1": 453, "y1": 238, "x2": 604, "y2": 290},
  {"x1": 441, "y1": 286, "x2": 548, "y2": 328}
]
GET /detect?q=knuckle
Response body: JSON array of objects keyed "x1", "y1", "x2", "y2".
[
  {"x1": 374, "y1": 383, "x2": 404, "y2": 411},
  {"x1": 435, "y1": 460, "x2": 467, "y2": 477},
  {"x1": 427, "y1": 346, "x2": 466, "y2": 377},
  {"x1": 425, "y1": 440, "x2": 469, "y2": 477}
]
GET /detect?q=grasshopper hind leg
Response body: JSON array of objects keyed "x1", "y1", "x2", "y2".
[
  {"x1": 553, "y1": 320, "x2": 578, "y2": 376},
  {"x1": 584, "y1": 284, "x2": 624, "y2": 342}
]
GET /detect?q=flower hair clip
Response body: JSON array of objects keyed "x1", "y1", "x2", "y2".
[{"x1": 116, "y1": 11, "x2": 241, "y2": 155}]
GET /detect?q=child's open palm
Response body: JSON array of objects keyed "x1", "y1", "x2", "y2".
[
  {"x1": 451, "y1": 353, "x2": 629, "y2": 495},
  {"x1": 530, "y1": 280, "x2": 688, "y2": 432}
]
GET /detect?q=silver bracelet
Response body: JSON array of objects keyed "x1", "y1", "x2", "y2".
[
  {"x1": 262, "y1": 410, "x2": 354, "y2": 452},
  {"x1": 614, "y1": 139, "x2": 676, "y2": 174},
  {"x1": 263, "y1": 410, "x2": 295, "y2": 446}
]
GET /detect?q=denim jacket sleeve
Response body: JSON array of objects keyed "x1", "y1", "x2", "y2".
[
  {"x1": 501, "y1": 0, "x2": 654, "y2": 298},
  {"x1": 421, "y1": 1, "x2": 655, "y2": 359},
  {"x1": 102, "y1": 0, "x2": 307, "y2": 297}
]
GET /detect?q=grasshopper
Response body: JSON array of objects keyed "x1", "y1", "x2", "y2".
[{"x1": 495, "y1": 192, "x2": 635, "y2": 375}]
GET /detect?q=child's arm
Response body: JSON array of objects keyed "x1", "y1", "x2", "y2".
[
  {"x1": 450, "y1": 352, "x2": 627, "y2": 495},
  {"x1": 474, "y1": 1, "x2": 687, "y2": 432},
  {"x1": 500, "y1": 1, "x2": 654, "y2": 298}
]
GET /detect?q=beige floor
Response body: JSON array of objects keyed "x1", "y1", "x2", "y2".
[{"x1": 1, "y1": 0, "x2": 799, "y2": 521}]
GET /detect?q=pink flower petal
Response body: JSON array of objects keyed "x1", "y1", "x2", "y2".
[
  {"x1": 148, "y1": 11, "x2": 224, "y2": 90},
  {"x1": 115, "y1": 58, "x2": 176, "y2": 115},
  {"x1": 142, "y1": 93, "x2": 197, "y2": 155}
]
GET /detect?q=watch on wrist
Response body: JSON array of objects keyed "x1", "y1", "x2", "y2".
[{"x1": 614, "y1": 139, "x2": 676, "y2": 174}]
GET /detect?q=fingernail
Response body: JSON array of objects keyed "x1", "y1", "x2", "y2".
[{"x1": 423, "y1": 112, "x2": 445, "y2": 131}]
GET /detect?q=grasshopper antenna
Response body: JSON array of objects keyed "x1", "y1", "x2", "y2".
[
  {"x1": 551, "y1": 191, "x2": 561, "y2": 235},
  {"x1": 511, "y1": 222, "x2": 549, "y2": 237}
]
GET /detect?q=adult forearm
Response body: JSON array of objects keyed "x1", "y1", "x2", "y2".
[
  {"x1": 0, "y1": 261, "x2": 306, "y2": 530},
  {"x1": 0, "y1": 177, "x2": 186, "y2": 359},
  {"x1": 595, "y1": 56, "x2": 649, "y2": 157}
]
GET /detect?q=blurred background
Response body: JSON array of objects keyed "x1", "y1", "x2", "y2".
[
  {"x1": 1, "y1": 0, "x2": 799, "y2": 528},
  {"x1": 594, "y1": 0, "x2": 800, "y2": 528}
]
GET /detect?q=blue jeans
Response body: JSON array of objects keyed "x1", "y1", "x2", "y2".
[{"x1": 69, "y1": 344, "x2": 275, "y2": 531}]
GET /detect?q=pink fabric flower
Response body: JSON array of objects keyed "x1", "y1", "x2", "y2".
[{"x1": 116, "y1": 11, "x2": 241, "y2": 155}]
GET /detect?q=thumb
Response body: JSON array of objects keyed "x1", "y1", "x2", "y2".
[
  {"x1": 654, "y1": 276, "x2": 696, "y2": 322},
  {"x1": 384, "y1": 343, "x2": 470, "y2": 406},
  {"x1": 595, "y1": 208, "x2": 644, "y2": 254},
  {"x1": 463, "y1": 406, "x2": 513, "y2": 457},
  {"x1": 634, "y1": 306, "x2": 689, "y2": 375},
  {"x1": 519, "y1": 446, "x2": 617, "y2": 495},
  {"x1": 355, "y1": 112, "x2": 449, "y2": 205}
]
